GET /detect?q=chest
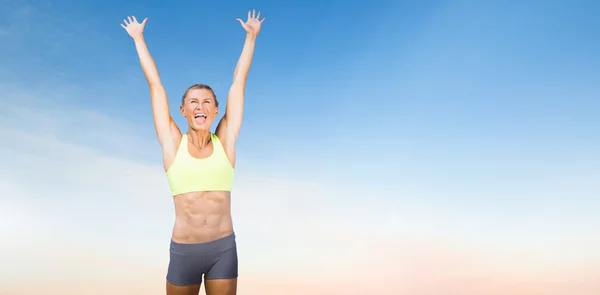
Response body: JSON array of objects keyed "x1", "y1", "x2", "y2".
[{"x1": 186, "y1": 141, "x2": 214, "y2": 159}]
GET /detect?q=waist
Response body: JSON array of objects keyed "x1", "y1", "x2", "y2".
[{"x1": 170, "y1": 232, "x2": 236, "y2": 254}]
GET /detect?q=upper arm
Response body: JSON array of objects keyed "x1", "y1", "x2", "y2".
[
  {"x1": 216, "y1": 113, "x2": 236, "y2": 168},
  {"x1": 224, "y1": 82, "x2": 245, "y2": 137},
  {"x1": 149, "y1": 84, "x2": 182, "y2": 168},
  {"x1": 215, "y1": 82, "x2": 245, "y2": 167}
]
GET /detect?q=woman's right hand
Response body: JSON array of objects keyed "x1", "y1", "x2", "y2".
[{"x1": 121, "y1": 16, "x2": 148, "y2": 40}]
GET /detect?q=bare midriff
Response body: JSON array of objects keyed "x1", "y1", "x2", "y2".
[{"x1": 171, "y1": 190, "x2": 233, "y2": 244}]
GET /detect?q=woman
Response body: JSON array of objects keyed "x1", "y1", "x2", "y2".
[{"x1": 121, "y1": 10, "x2": 265, "y2": 295}]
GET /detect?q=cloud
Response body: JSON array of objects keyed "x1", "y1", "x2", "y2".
[
  {"x1": 0, "y1": 96, "x2": 401, "y2": 274},
  {"x1": 1, "y1": 84, "x2": 599, "y2": 295}
]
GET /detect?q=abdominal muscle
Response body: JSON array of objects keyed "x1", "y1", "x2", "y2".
[{"x1": 171, "y1": 190, "x2": 233, "y2": 244}]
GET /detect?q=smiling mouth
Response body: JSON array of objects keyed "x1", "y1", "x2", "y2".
[{"x1": 194, "y1": 113, "x2": 207, "y2": 124}]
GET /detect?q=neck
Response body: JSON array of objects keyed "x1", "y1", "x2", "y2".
[{"x1": 187, "y1": 129, "x2": 212, "y2": 149}]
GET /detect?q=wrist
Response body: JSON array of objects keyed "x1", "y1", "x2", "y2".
[
  {"x1": 245, "y1": 33, "x2": 257, "y2": 41},
  {"x1": 132, "y1": 35, "x2": 145, "y2": 42}
]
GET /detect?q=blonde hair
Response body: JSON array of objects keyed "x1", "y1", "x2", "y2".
[{"x1": 182, "y1": 84, "x2": 218, "y2": 107}]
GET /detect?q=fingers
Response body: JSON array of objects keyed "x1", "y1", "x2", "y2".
[
  {"x1": 260, "y1": 16, "x2": 266, "y2": 23},
  {"x1": 236, "y1": 18, "x2": 244, "y2": 25},
  {"x1": 122, "y1": 16, "x2": 132, "y2": 27},
  {"x1": 245, "y1": 9, "x2": 262, "y2": 20},
  {"x1": 121, "y1": 15, "x2": 147, "y2": 29}
]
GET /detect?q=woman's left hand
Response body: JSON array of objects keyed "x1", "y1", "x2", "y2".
[{"x1": 236, "y1": 9, "x2": 265, "y2": 37}]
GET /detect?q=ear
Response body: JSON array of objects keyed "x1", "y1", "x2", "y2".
[{"x1": 180, "y1": 105, "x2": 185, "y2": 117}]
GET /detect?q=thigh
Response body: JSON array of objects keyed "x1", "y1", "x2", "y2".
[
  {"x1": 166, "y1": 281, "x2": 201, "y2": 295},
  {"x1": 204, "y1": 278, "x2": 237, "y2": 295},
  {"x1": 166, "y1": 243, "x2": 206, "y2": 287},
  {"x1": 205, "y1": 246, "x2": 238, "y2": 280}
]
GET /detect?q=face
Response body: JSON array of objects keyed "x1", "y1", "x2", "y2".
[{"x1": 180, "y1": 88, "x2": 219, "y2": 131}]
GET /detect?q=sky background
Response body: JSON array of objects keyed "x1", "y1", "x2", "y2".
[{"x1": 1, "y1": 0, "x2": 599, "y2": 294}]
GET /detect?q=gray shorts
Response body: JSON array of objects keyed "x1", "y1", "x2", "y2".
[{"x1": 166, "y1": 233, "x2": 238, "y2": 286}]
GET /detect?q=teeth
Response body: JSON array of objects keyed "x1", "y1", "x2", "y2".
[{"x1": 194, "y1": 114, "x2": 207, "y2": 118}]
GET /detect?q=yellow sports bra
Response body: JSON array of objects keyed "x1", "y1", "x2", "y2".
[{"x1": 166, "y1": 133, "x2": 234, "y2": 195}]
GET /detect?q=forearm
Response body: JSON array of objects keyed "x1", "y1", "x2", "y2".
[
  {"x1": 132, "y1": 35, "x2": 171, "y2": 134},
  {"x1": 232, "y1": 34, "x2": 257, "y2": 84},
  {"x1": 133, "y1": 36, "x2": 162, "y2": 86}
]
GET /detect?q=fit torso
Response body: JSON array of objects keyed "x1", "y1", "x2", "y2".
[
  {"x1": 164, "y1": 132, "x2": 235, "y2": 244},
  {"x1": 171, "y1": 190, "x2": 233, "y2": 243}
]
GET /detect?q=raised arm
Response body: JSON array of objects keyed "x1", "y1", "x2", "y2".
[
  {"x1": 121, "y1": 16, "x2": 181, "y2": 152},
  {"x1": 217, "y1": 10, "x2": 265, "y2": 166}
]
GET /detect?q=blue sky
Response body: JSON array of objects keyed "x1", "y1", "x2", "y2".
[
  {"x1": 2, "y1": 0, "x2": 599, "y2": 209},
  {"x1": 1, "y1": 1, "x2": 600, "y2": 293}
]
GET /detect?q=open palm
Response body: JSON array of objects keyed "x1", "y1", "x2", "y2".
[
  {"x1": 236, "y1": 9, "x2": 265, "y2": 36},
  {"x1": 121, "y1": 16, "x2": 148, "y2": 39}
]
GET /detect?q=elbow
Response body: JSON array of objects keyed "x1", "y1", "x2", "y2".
[
  {"x1": 232, "y1": 68, "x2": 249, "y2": 84},
  {"x1": 148, "y1": 80, "x2": 163, "y2": 89},
  {"x1": 232, "y1": 73, "x2": 248, "y2": 86},
  {"x1": 230, "y1": 80, "x2": 246, "y2": 92},
  {"x1": 145, "y1": 72, "x2": 163, "y2": 88}
]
